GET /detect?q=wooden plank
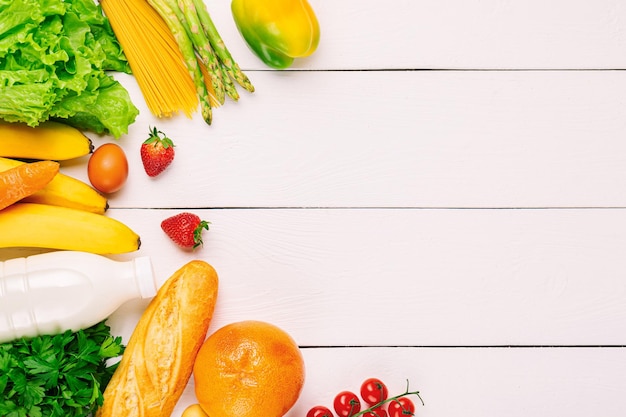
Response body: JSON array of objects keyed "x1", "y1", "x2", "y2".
[
  {"x1": 4, "y1": 1, "x2": 625, "y2": 416},
  {"x1": 69, "y1": 70, "x2": 626, "y2": 209},
  {"x1": 172, "y1": 347, "x2": 626, "y2": 417},
  {"x1": 296, "y1": 347, "x2": 626, "y2": 417},
  {"x1": 198, "y1": 0, "x2": 626, "y2": 70},
  {"x1": 13, "y1": 207, "x2": 617, "y2": 347}
]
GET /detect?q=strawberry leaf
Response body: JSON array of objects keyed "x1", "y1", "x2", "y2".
[
  {"x1": 193, "y1": 220, "x2": 211, "y2": 248},
  {"x1": 144, "y1": 126, "x2": 175, "y2": 148}
]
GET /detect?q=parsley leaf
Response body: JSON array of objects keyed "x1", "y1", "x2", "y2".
[{"x1": 0, "y1": 321, "x2": 124, "y2": 417}]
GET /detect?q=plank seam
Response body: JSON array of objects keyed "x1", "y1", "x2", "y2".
[{"x1": 300, "y1": 345, "x2": 626, "y2": 349}]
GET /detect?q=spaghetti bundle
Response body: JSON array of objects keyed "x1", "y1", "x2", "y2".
[
  {"x1": 100, "y1": 0, "x2": 252, "y2": 125},
  {"x1": 100, "y1": 0, "x2": 199, "y2": 119}
]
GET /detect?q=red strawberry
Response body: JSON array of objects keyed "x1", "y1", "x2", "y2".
[
  {"x1": 161, "y1": 212, "x2": 210, "y2": 249},
  {"x1": 141, "y1": 127, "x2": 175, "y2": 177}
]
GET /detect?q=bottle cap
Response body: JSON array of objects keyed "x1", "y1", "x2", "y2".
[{"x1": 134, "y1": 256, "x2": 157, "y2": 298}]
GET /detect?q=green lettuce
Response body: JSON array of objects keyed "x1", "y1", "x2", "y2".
[{"x1": 0, "y1": 0, "x2": 138, "y2": 138}]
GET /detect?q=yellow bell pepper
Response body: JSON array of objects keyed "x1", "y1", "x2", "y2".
[{"x1": 231, "y1": 0, "x2": 320, "y2": 69}]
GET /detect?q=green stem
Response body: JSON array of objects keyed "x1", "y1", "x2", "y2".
[
  {"x1": 220, "y1": 62, "x2": 239, "y2": 101},
  {"x1": 147, "y1": 0, "x2": 213, "y2": 124},
  {"x1": 175, "y1": 0, "x2": 226, "y2": 104},
  {"x1": 352, "y1": 381, "x2": 424, "y2": 417},
  {"x1": 188, "y1": 0, "x2": 254, "y2": 93}
]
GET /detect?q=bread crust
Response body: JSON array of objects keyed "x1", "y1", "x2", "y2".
[{"x1": 96, "y1": 260, "x2": 219, "y2": 417}]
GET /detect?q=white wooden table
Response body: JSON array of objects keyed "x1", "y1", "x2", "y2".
[{"x1": 23, "y1": 0, "x2": 626, "y2": 415}]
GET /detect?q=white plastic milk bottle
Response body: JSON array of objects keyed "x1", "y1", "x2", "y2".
[{"x1": 0, "y1": 251, "x2": 156, "y2": 343}]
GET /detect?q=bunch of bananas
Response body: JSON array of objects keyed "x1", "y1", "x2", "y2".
[{"x1": 0, "y1": 121, "x2": 140, "y2": 255}]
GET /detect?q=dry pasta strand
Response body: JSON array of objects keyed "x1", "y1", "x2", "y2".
[{"x1": 101, "y1": 0, "x2": 215, "y2": 119}]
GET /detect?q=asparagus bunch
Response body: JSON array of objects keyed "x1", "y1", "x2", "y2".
[{"x1": 146, "y1": 0, "x2": 254, "y2": 124}]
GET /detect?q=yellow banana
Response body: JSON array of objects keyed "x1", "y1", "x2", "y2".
[
  {"x1": 0, "y1": 120, "x2": 93, "y2": 161},
  {"x1": 0, "y1": 203, "x2": 140, "y2": 254},
  {"x1": 0, "y1": 157, "x2": 108, "y2": 214}
]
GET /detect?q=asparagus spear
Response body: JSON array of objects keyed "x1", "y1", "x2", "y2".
[
  {"x1": 145, "y1": 0, "x2": 253, "y2": 123},
  {"x1": 147, "y1": 0, "x2": 213, "y2": 124},
  {"x1": 168, "y1": 0, "x2": 226, "y2": 105},
  {"x1": 219, "y1": 63, "x2": 239, "y2": 101},
  {"x1": 189, "y1": 0, "x2": 255, "y2": 93}
]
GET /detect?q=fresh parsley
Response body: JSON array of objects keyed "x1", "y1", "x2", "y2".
[{"x1": 0, "y1": 321, "x2": 124, "y2": 417}]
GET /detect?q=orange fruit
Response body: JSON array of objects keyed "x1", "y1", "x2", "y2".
[{"x1": 193, "y1": 320, "x2": 305, "y2": 417}]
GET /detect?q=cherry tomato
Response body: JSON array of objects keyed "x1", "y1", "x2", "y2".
[
  {"x1": 88, "y1": 143, "x2": 129, "y2": 193},
  {"x1": 363, "y1": 405, "x2": 388, "y2": 417},
  {"x1": 334, "y1": 391, "x2": 361, "y2": 417},
  {"x1": 360, "y1": 378, "x2": 389, "y2": 405},
  {"x1": 387, "y1": 397, "x2": 415, "y2": 417},
  {"x1": 306, "y1": 405, "x2": 334, "y2": 417}
]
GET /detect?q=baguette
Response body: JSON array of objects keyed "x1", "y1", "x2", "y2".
[{"x1": 96, "y1": 260, "x2": 219, "y2": 417}]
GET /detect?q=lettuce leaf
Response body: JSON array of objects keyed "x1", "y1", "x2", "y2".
[{"x1": 0, "y1": 0, "x2": 138, "y2": 138}]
